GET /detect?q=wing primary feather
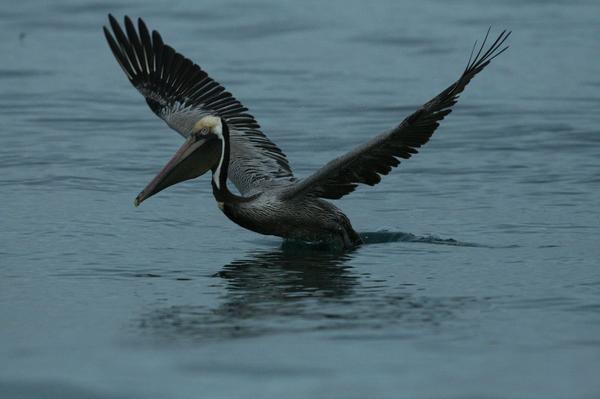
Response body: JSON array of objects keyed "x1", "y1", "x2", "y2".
[
  {"x1": 137, "y1": 18, "x2": 153, "y2": 76},
  {"x1": 470, "y1": 26, "x2": 491, "y2": 70},
  {"x1": 103, "y1": 27, "x2": 134, "y2": 80},
  {"x1": 108, "y1": 15, "x2": 138, "y2": 79},
  {"x1": 124, "y1": 16, "x2": 144, "y2": 73},
  {"x1": 151, "y1": 30, "x2": 164, "y2": 79},
  {"x1": 465, "y1": 39, "x2": 478, "y2": 74}
]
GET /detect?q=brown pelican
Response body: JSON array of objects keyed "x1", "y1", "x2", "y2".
[{"x1": 103, "y1": 15, "x2": 510, "y2": 249}]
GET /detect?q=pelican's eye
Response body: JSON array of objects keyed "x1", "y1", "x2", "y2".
[{"x1": 192, "y1": 128, "x2": 209, "y2": 139}]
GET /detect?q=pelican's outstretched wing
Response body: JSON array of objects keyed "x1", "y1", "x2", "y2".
[
  {"x1": 281, "y1": 29, "x2": 510, "y2": 201},
  {"x1": 103, "y1": 15, "x2": 293, "y2": 194}
]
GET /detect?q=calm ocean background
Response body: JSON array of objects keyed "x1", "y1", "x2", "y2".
[{"x1": 1, "y1": 0, "x2": 600, "y2": 398}]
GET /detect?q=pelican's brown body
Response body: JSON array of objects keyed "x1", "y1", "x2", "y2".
[
  {"x1": 219, "y1": 189, "x2": 362, "y2": 247},
  {"x1": 205, "y1": 116, "x2": 362, "y2": 248},
  {"x1": 104, "y1": 15, "x2": 509, "y2": 249}
]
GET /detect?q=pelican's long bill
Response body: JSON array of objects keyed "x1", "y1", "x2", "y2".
[{"x1": 134, "y1": 133, "x2": 220, "y2": 206}]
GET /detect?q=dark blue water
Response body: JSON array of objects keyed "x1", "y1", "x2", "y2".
[{"x1": 2, "y1": 1, "x2": 600, "y2": 398}]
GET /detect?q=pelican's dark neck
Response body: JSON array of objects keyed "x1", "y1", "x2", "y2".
[{"x1": 211, "y1": 120, "x2": 241, "y2": 203}]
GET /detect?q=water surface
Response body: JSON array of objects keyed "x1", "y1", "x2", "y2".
[{"x1": 2, "y1": 0, "x2": 600, "y2": 398}]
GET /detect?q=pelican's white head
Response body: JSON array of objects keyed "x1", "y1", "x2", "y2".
[{"x1": 193, "y1": 115, "x2": 222, "y2": 137}]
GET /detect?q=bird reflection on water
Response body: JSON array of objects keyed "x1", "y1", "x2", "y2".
[
  {"x1": 140, "y1": 246, "x2": 358, "y2": 341},
  {"x1": 214, "y1": 244, "x2": 358, "y2": 298},
  {"x1": 139, "y1": 235, "x2": 481, "y2": 343}
]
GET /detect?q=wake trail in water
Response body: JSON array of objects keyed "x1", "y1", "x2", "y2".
[
  {"x1": 359, "y1": 231, "x2": 515, "y2": 248},
  {"x1": 281, "y1": 230, "x2": 519, "y2": 252},
  {"x1": 278, "y1": 231, "x2": 518, "y2": 251}
]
